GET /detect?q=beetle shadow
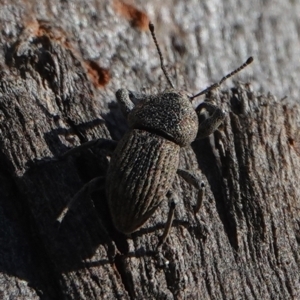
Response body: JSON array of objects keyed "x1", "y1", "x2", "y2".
[
  {"x1": 102, "y1": 100, "x2": 129, "y2": 141},
  {"x1": 15, "y1": 104, "x2": 131, "y2": 281},
  {"x1": 22, "y1": 161, "x2": 110, "y2": 257},
  {"x1": 192, "y1": 135, "x2": 239, "y2": 249}
]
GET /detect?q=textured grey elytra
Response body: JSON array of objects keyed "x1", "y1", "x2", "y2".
[
  {"x1": 106, "y1": 128, "x2": 180, "y2": 234},
  {"x1": 57, "y1": 22, "x2": 253, "y2": 245}
]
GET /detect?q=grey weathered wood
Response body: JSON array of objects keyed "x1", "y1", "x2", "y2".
[{"x1": 0, "y1": 0, "x2": 300, "y2": 299}]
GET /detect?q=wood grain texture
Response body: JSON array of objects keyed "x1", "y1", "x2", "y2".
[{"x1": 0, "y1": 0, "x2": 300, "y2": 299}]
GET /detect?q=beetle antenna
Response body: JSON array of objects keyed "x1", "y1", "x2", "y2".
[
  {"x1": 149, "y1": 22, "x2": 175, "y2": 88},
  {"x1": 190, "y1": 56, "x2": 254, "y2": 100}
]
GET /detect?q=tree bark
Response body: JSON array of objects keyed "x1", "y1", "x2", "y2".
[{"x1": 0, "y1": 0, "x2": 300, "y2": 299}]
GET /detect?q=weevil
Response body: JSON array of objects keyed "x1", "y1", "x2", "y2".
[{"x1": 57, "y1": 22, "x2": 253, "y2": 245}]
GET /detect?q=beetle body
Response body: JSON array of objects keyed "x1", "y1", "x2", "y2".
[{"x1": 106, "y1": 90, "x2": 198, "y2": 233}]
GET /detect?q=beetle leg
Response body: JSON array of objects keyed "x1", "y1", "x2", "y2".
[
  {"x1": 115, "y1": 89, "x2": 136, "y2": 117},
  {"x1": 158, "y1": 190, "x2": 179, "y2": 247},
  {"x1": 60, "y1": 138, "x2": 117, "y2": 159},
  {"x1": 56, "y1": 176, "x2": 105, "y2": 223},
  {"x1": 195, "y1": 102, "x2": 225, "y2": 139},
  {"x1": 177, "y1": 169, "x2": 205, "y2": 214}
]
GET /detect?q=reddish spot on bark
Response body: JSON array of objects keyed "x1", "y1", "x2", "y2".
[
  {"x1": 288, "y1": 137, "x2": 294, "y2": 146},
  {"x1": 85, "y1": 61, "x2": 110, "y2": 88},
  {"x1": 287, "y1": 136, "x2": 300, "y2": 156},
  {"x1": 113, "y1": 0, "x2": 149, "y2": 31}
]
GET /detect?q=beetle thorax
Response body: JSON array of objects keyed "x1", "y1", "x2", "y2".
[{"x1": 128, "y1": 90, "x2": 198, "y2": 146}]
